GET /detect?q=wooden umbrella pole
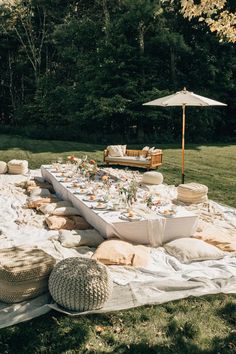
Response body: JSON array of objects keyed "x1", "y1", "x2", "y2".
[{"x1": 181, "y1": 104, "x2": 186, "y2": 184}]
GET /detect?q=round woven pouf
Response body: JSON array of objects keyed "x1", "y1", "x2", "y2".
[
  {"x1": 49, "y1": 257, "x2": 113, "y2": 311},
  {"x1": 142, "y1": 171, "x2": 163, "y2": 185}
]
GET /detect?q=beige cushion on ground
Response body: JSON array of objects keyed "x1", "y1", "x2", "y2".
[
  {"x1": 45, "y1": 215, "x2": 92, "y2": 230},
  {"x1": 38, "y1": 200, "x2": 73, "y2": 215},
  {"x1": 164, "y1": 238, "x2": 225, "y2": 264},
  {"x1": 92, "y1": 239, "x2": 150, "y2": 267},
  {"x1": 107, "y1": 145, "x2": 124, "y2": 157},
  {"x1": 27, "y1": 182, "x2": 54, "y2": 194},
  {"x1": 59, "y1": 229, "x2": 104, "y2": 248},
  {"x1": 52, "y1": 206, "x2": 80, "y2": 216},
  {"x1": 0, "y1": 161, "x2": 8, "y2": 174},
  {"x1": 177, "y1": 183, "x2": 208, "y2": 204},
  {"x1": 142, "y1": 171, "x2": 163, "y2": 185},
  {"x1": 0, "y1": 246, "x2": 55, "y2": 303},
  {"x1": 26, "y1": 196, "x2": 59, "y2": 209},
  {"x1": 8, "y1": 160, "x2": 28, "y2": 175},
  {"x1": 194, "y1": 220, "x2": 236, "y2": 252},
  {"x1": 30, "y1": 188, "x2": 51, "y2": 198}
]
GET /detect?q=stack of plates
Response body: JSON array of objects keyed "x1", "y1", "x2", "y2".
[
  {"x1": 8, "y1": 160, "x2": 28, "y2": 175},
  {"x1": 177, "y1": 183, "x2": 208, "y2": 204}
]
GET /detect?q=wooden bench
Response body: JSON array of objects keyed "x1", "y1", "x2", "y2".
[{"x1": 103, "y1": 148, "x2": 163, "y2": 169}]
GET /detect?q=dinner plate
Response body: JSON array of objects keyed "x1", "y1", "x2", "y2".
[
  {"x1": 93, "y1": 203, "x2": 108, "y2": 210},
  {"x1": 157, "y1": 210, "x2": 176, "y2": 218},
  {"x1": 119, "y1": 213, "x2": 142, "y2": 222},
  {"x1": 73, "y1": 189, "x2": 89, "y2": 194}
]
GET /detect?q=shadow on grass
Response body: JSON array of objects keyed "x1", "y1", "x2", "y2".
[
  {"x1": 0, "y1": 134, "x2": 234, "y2": 155},
  {"x1": 0, "y1": 312, "x2": 90, "y2": 354}
]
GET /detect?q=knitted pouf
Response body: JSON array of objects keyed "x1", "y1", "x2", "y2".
[
  {"x1": 0, "y1": 161, "x2": 7, "y2": 174},
  {"x1": 142, "y1": 171, "x2": 163, "y2": 185},
  {"x1": 49, "y1": 257, "x2": 113, "y2": 311}
]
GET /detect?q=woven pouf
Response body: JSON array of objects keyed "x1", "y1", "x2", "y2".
[
  {"x1": 142, "y1": 171, "x2": 163, "y2": 185},
  {"x1": 0, "y1": 161, "x2": 7, "y2": 174},
  {"x1": 49, "y1": 257, "x2": 113, "y2": 311},
  {"x1": 8, "y1": 159, "x2": 28, "y2": 175},
  {"x1": 177, "y1": 183, "x2": 208, "y2": 204},
  {"x1": 0, "y1": 246, "x2": 56, "y2": 303}
]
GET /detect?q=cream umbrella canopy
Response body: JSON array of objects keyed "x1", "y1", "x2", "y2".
[{"x1": 143, "y1": 88, "x2": 227, "y2": 184}]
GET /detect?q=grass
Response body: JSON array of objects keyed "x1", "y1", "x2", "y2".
[{"x1": 0, "y1": 134, "x2": 236, "y2": 353}]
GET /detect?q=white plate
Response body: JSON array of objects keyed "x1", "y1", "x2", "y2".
[
  {"x1": 93, "y1": 203, "x2": 108, "y2": 210},
  {"x1": 157, "y1": 211, "x2": 176, "y2": 218},
  {"x1": 119, "y1": 213, "x2": 142, "y2": 222},
  {"x1": 73, "y1": 189, "x2": 89, "y2": 194}
]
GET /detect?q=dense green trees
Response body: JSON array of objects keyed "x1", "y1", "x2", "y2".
[{"x1": 0, "y1": 0, "x2": 235, "y2": 143}]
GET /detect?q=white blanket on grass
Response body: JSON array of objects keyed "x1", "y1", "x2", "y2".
[{"x1": 0, "y1": 172, "x2": 236, "y2": 328}]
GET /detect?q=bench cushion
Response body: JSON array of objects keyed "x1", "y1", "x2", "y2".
[{"x1": 105, "y1": 156, "x2": 148, "y2": 165}]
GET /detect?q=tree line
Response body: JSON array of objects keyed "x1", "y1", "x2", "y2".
[{"x1": 0, "y1": 0, "x2": 235, "y2": 143}]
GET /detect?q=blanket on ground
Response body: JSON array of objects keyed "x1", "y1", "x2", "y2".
[{"x1": 0, "y1": 171, "x2": 236, "y2": 329}]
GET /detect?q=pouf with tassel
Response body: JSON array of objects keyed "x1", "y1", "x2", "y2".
[{"x1": 49, "y1": 257, "x2": 113, "y2": 311}]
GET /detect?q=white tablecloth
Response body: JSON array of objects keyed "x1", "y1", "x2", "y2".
[{"x1": 41, "y1": 166, "x2": 198, "y2": 246}]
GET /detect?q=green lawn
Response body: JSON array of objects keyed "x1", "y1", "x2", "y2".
[{"x1": 0, "y1": 134, "x2": 236, "y2": 353}]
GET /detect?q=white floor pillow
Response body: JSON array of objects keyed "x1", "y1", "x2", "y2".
[
  {"x1": 8, "y1": 160, "x2": 28, "y2": 175},
  {"x1": 0, "y1": 161, "x2": 7, "y2": 174},
  {"x1": 164, "y1": 238, "x2": 226, "y2": 263},
  {"x1": 142, "y1": 171, "x2": 163, "y2": 185},
  {"x1": 59, "y1": 229, "x2": 104, "y2": 248},
  {"x1": 52, "y1": 206, "x2": 81, "y2": 216}
]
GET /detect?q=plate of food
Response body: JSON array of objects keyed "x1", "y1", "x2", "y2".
[
  {"x1": 119, "y1": 210, "x2": 142, "y2": 222},
  {"x1": 73, "y1": 188, "x2": 88, "y2": 194},
  {"x1": 157, "y1": 209, "x2": 176, "y2": 218},
  {"x1": 83, "y1": 195, "x2": 97, "y2": 202},
  {"x1": 93, "y1": 202, "x2": 108, "y2": 210}
]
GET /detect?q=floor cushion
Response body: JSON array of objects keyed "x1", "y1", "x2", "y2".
[
  {"x1": 8, "y1": 160, "x2": 28, "y2": 175},
  {"x1": 59, "y1": 229, "x2": 104, "y2": 248},
  {"x1": 164, "y1": 237, "x2": 226, "y2": 264},
  {"x1": 38, "y1": 201, "x2": 73, "y2": 215},
  {"x1": 194, "y1": 220, "x2": 236, "y2": 252},
  {"x1": 45, "y1": 215, "x2": 92, "y2": 230},
  {"x1": 0, "y1": 161, "x2": 7, "y2": 174},
  {"x1": 52, "y1": 206, "x2": 81, "y2": 216},
  {"x1": 0, "y1": 246, "x2": 56, "y2": 303},
  {"x1": 92, "y1": 239, "x2": 151, "y2": 267},
  {"x1": 177, "y1": 183, "x2": 208, "y2": 204},
  {"x1": 49, "y1": 257, "x2": 113, "y2": 311},
  {"x1": 142, "y1": 171, "x2": 163, "y2": 185},
  {"x1": 30, "y1": 188, "x2": 51, "y2": 198}
]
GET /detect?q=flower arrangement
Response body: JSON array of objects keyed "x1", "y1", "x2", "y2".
[
  {"x1": 67, "y1": 155, "x2": 81, "y2": 164},
  {"x1": 119, "y1": 179, "x2": 138, "y2": 207}
]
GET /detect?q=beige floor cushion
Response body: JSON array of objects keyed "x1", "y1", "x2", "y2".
[
  {"x1": 142, "y1": 171, "x2": 163, "y2": 185},
  {"x1": 194, "y1": 220, "x2": 236, "y2": 252},
  {"x1": 8, "y1": 160, "x2": 28, "y2": 175},
  {"x1": 0, "y1": 246, "x2": 56, "y2": 303},
  {"x1": 92, "y1": 239, "x2": 151, "y2": 267},
  {"x1": 26, "y1": 196, "x2": 59, "y2": 209},
  {"x1": 0, "y1": 161, "x2": 8, "y2": 174},
  {"x1": 177, "y1": 183, "x2": 208, "y2": 204},
  {"x1": 52, "y1": 206, "x2": 81, "y2": 216},
  {"x1": 30, "y1": 188, "x2": 51, "y2": 198},
  {"x1": 59, "y1": 229, "x2": 104, "y2": 248},
  {"x1": 45, "y1": 215, "x2": 92, "y2": 230},
  {"x1": 164, "y1": 238, "x2": 226, "y2": 264},
  {"x1": 38, "y1": 200, "x2": 73, "y2": 215}
]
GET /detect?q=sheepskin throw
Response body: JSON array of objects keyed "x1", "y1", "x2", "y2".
[{"x1": 49, "y1": 257, "x2": 113, "y2": 311}]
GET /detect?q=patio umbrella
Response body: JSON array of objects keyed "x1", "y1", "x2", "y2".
[{"x1": 143, "y1": 88, "x2": 227, "y2": 184}]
